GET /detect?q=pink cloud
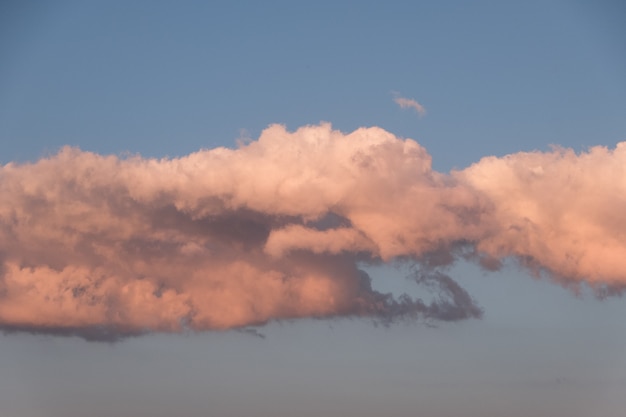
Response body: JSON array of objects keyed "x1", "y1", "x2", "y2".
[
  {"x1": 1, "y1": 123, "x2": 623, "y2": 340},
  {"x1": 393, "y1": 93, "x2": 426, "y2": 116}
]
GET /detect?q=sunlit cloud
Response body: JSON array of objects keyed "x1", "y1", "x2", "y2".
[{"x1": 1, "y1": 123, "x2": 624, "y2": 340}]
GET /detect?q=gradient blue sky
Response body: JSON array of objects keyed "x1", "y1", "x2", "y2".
[{"x1": 1, "y1": 1, "x2": 626, "y2": 416}]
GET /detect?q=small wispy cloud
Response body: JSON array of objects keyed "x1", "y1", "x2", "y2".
[{"x1": 393, "y1": 92, "x2": 426, "y2": 116}]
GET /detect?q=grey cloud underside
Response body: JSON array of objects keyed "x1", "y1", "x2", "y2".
[{"x1": 0, "y1": 206, "x2": 483, "y2": 342}]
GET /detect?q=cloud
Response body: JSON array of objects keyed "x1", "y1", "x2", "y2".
[
  {"x1": 393, "y1": 92, "x2": 426, "y2": 116},
  {"x1": 0, "y1": 123, "x2": 624, "y2": 340}
]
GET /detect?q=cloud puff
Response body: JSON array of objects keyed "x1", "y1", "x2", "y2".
[
  {"x1": 393, "y1": 93, "x2": 426, "y2": 116},
  {"x1": 459, "y1": 143, "x2": 626, "y2": 288},
  {"x1": 0, "y1": 123, "x2": 624, "y2": 340}
]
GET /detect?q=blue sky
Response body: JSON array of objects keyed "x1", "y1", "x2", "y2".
[{"x1": 1, "y1": 1, "x2": 626, "y2": 416}]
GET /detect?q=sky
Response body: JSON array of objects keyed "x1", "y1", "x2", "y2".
[{"x1": 1, "y1": 1, "x2": 626, "y2": 416}]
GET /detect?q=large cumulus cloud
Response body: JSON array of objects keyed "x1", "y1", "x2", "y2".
[{"x1": 0, "y1": 123, "x2": 623, "y2": 340}]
